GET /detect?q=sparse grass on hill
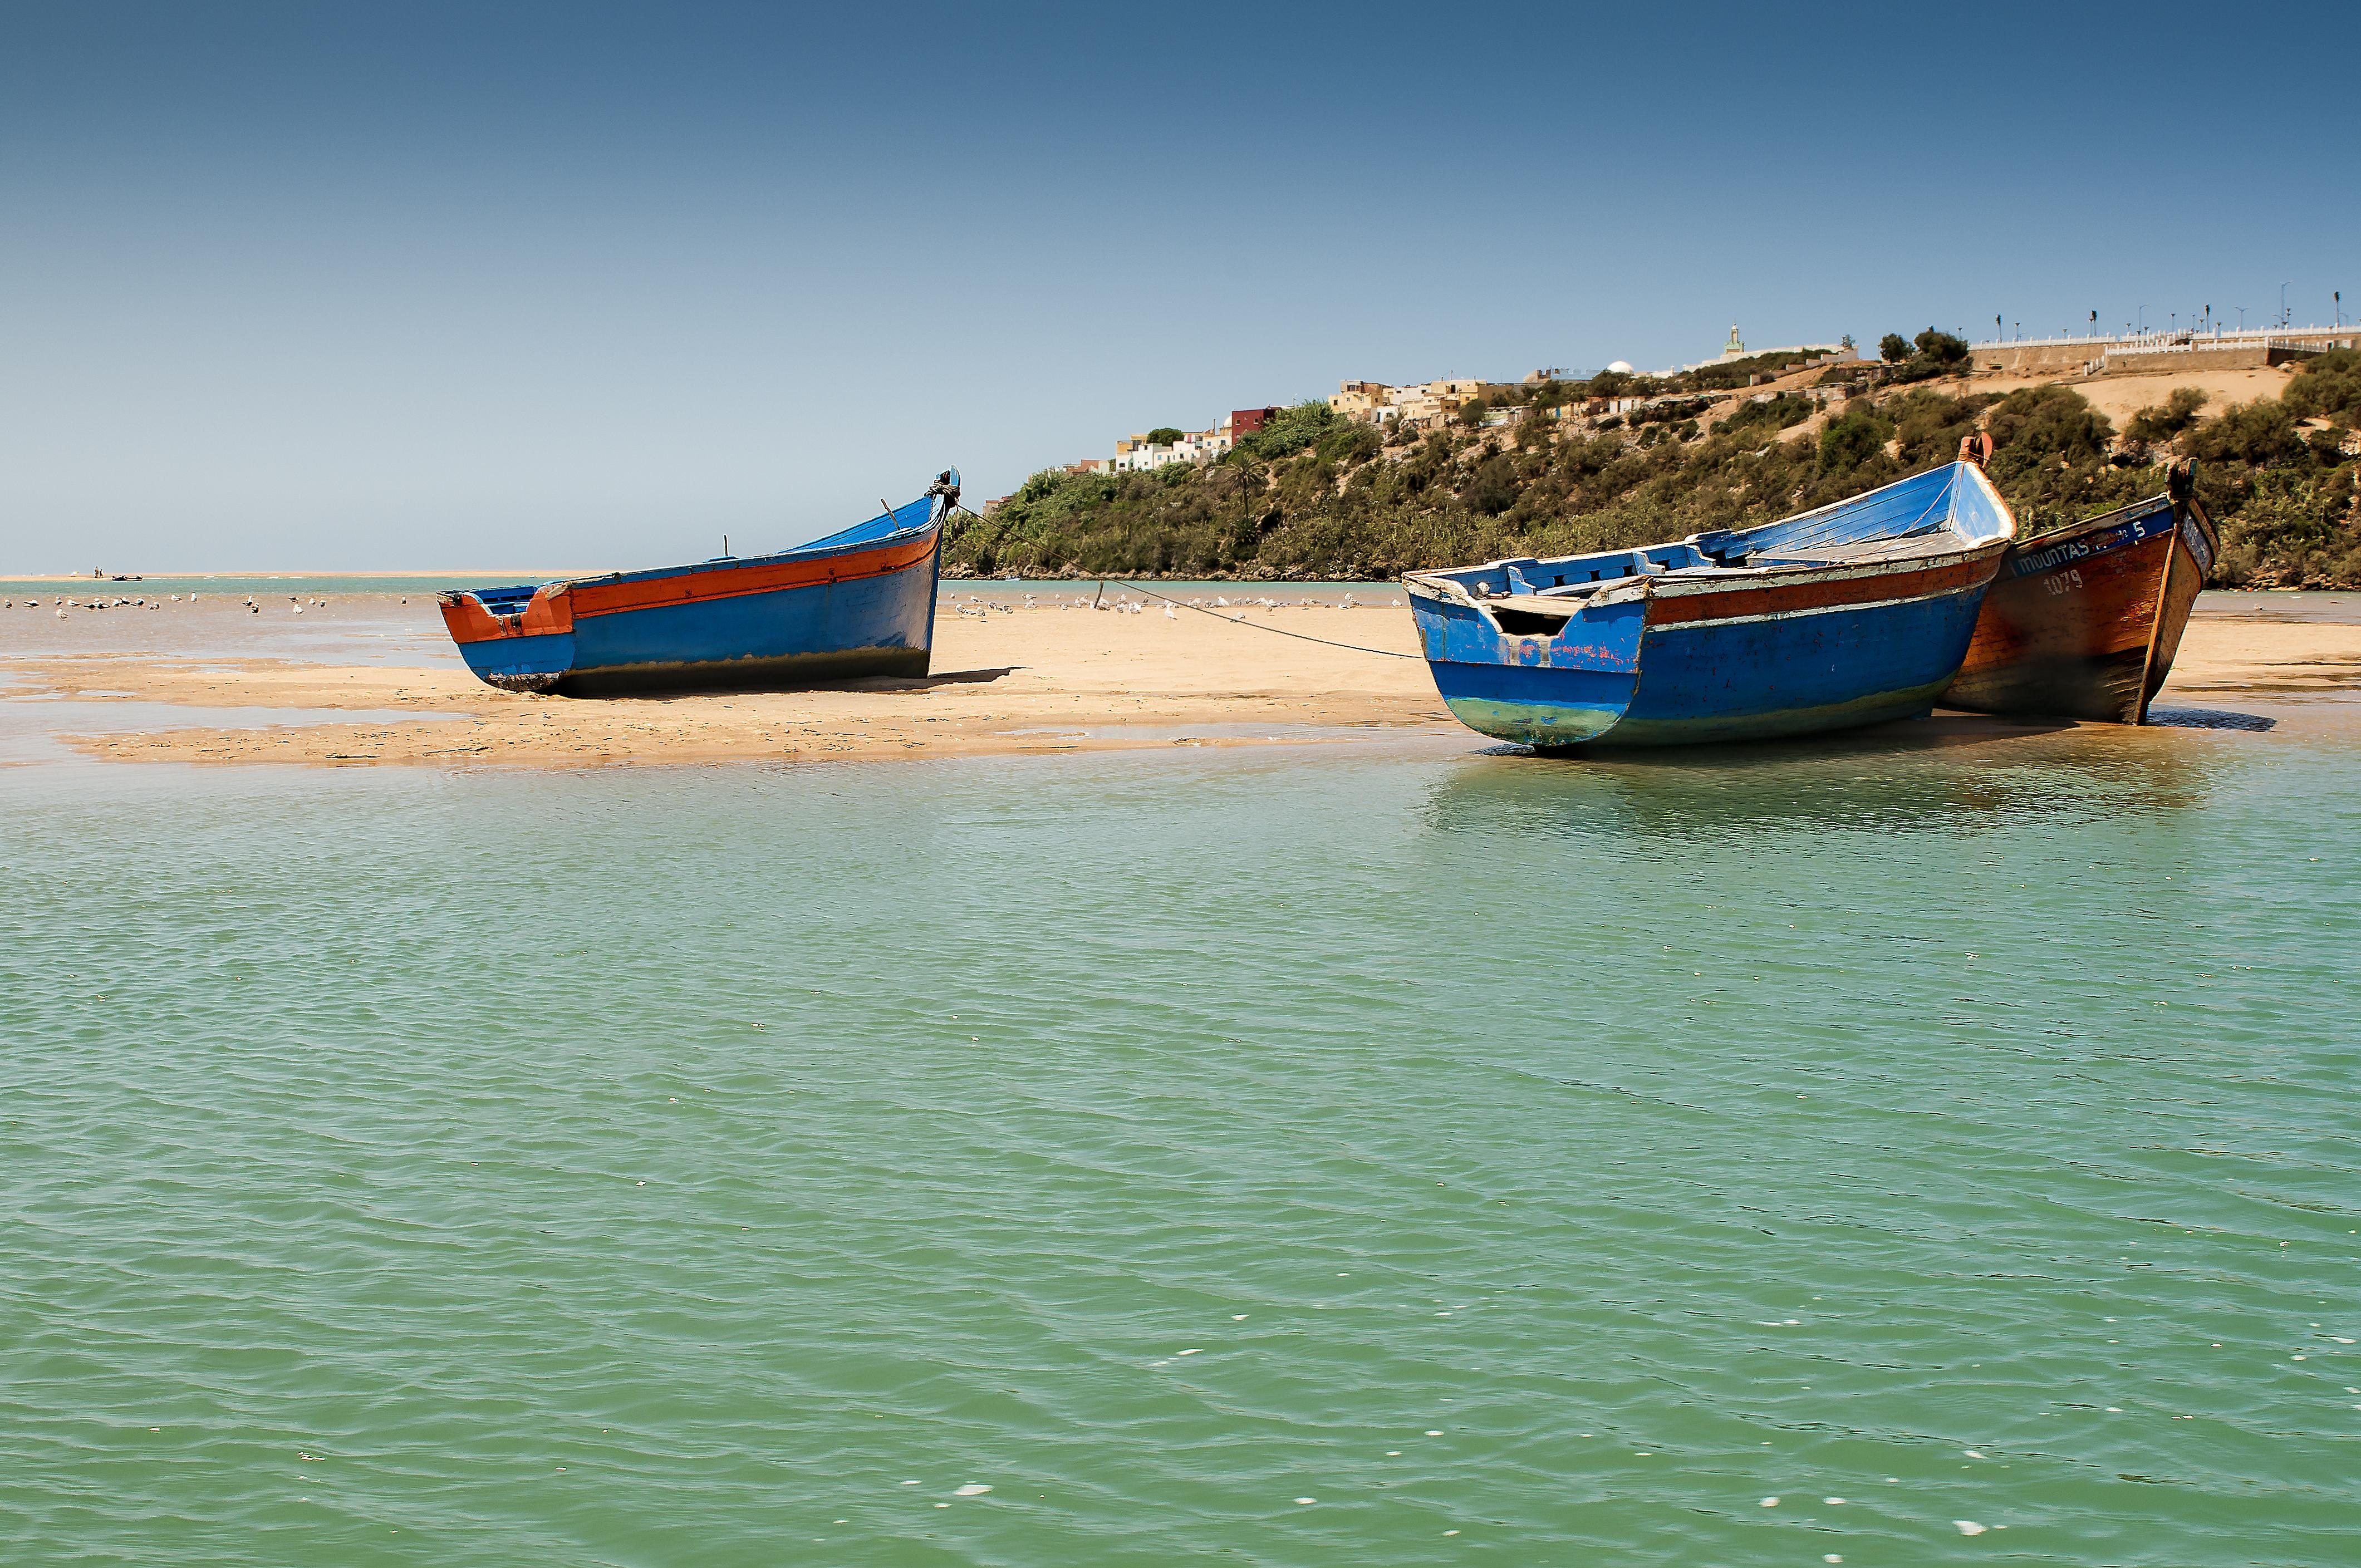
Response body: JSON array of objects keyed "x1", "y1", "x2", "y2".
[{"x1": 951, "y1": 352, "x2": 2361, "y2": 587}]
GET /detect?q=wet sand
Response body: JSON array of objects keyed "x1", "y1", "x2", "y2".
[
  {"x1": 4, "y1": 592, "x2": 2356, "y2": 766},
  {"x1": 4, "y1": 595, "x2": 1450, "y2": 765}
]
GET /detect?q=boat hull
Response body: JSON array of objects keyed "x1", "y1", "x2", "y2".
[
  {"x1": 439, "y1": 504, "x2": 943, "y2": 696},
  {"x1": 1942, "y1": 495, "x2": 2216, "y2": 723},
  {"x1": 1416, "y1": 547, "x2": 2006, "y2": 749}
]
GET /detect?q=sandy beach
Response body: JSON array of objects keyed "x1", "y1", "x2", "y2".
[
  {"x1": 3, "y1": 593, "x2": 1442, "y2": 765},
  {"x1": 3, "y1": 588, "x2": 2357, "y2": 767}
]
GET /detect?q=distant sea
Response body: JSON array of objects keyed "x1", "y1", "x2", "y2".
[
  {"x1": 4, "y1": 576, "x2": 2350, "y2": 620},
  {"x1": 4, "y1": 707, "x2": 2357, "y2": 1565},
  {"x1": 0, "y1": 576, "x2": 1409, "y2": 604},
  {"x1": 1, "y1": 573, "x2": 571, "y2": 599}
]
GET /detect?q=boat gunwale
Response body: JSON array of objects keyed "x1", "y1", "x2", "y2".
[
  {"x1": 1405, "y1": 533, "x2": 2010, "y2": 622},
  {"x1": 570, "y1": 513, "x2": 940, "y2": 592},
  {"x1": 1404, "y1": 461, "x2": 2015, "y2": 617},
  {"x1": 435, "y1": 509, "x2": 942, "y2": 611},
  {"x1": 2009, "y1": 491, "x2": 2172, "y2": 547}
]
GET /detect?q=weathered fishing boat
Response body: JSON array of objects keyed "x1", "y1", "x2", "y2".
[
  {"x1": 438, "y1": 480, "x2": 955, "y2": 695},
  {"x1": 1405, "y1": 461, "x2": 2017, "y2": 748},
  {"x1": 1942, "y1": 463, "x2": 2217, "y2": 724}
]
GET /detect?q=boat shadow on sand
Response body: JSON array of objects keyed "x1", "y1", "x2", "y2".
[
  {"x1": 593, "y1": 666, "x2": 1019, "y2": 699},
  {"x1": 2144, "y1": 706, "x2": 2277, "y2": 732},
  {"x1": 836, "y1": 666, "x2": 1017, "y2": 691},
  {"x1": 1425, "y1": 709, "x2": 2252, "y2": 843}
]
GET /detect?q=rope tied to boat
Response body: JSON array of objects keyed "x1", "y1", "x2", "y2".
[{"x1": 1093, "y1": 579, "x2": 1421, "y2": 660}]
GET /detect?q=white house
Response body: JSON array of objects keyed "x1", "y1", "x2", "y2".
[{"x1": 1110, "y1": 426, "x2": 1233, "y2": 471}]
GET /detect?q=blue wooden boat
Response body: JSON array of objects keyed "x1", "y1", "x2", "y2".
[
  {"x1": 1403, "y1": 461, "x2": 2018, "y2": 748},
  {"x1": 438, "y1": 481, "x2": 954, "y2": 695}
]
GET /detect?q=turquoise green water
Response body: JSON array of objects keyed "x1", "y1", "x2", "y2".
[
  {"x1": 0, "y1": 577, "x2": 1407, "y2": 601},
  {"x1": 4, "y1": 725, "x2": 2358, "y2": 1565}
]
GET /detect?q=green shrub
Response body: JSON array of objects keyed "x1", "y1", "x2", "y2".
[
  {"x1": 1885, "y1": 388, "x2": 1990, "y2": 467},
  {"x1": 1819, "y1": 409, "x2": 1891, "y2": 473},
  {"x1": 2286, "y1": 348, "x2": 2361, "y2": 424},
  {"x1": 1913, "y1": 329, "x2": 1970, "y2": 366},
  {"x1": 1634, "y1": 396, "x2": 1712, "y2": 426},
  {"x1": 1465, "y1": 454, "x2": 1519, "y2": 515},
  {"x1": 2187, "y1": 400, "x2": 2302, "y2": 466},
  {"x1": 1229, "y1": 400, "x2": 1337, "y2": 462},
  {"x1": 2125, "y1": 387, "x2": 2207, "y2": 444},
  {"x1": 1316, "y1": 421, "x2": 1381, "y2": 466},
  {"x1": 1145, "y1": 426, "x2": 1185, "y2": 446},
  {"x1": 1715, "y1": 394, "x2": 1813, "y2": 439},
  {"x1": 1985, "y1": 385, "x2": 2112, "y2": 469}
]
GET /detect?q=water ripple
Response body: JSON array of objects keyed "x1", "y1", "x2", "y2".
[{"x1": 3, "y1": 731, "x2": 2357, "y2": 1564}]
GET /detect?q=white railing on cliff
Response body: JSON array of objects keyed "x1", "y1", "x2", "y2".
[{"x1": 1970, "y1": 325, "x2": 2360, "y2": 352}]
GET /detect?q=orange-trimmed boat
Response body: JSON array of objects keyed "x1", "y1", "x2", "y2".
[
  {"x1": 436, "y1": 479, "x2": 955, "y2": 696},
  {"x1": 1942, "y1": 460, "x2": 2217, "y2": 724}
]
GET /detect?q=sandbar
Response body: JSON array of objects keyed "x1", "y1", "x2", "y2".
[
  {"x1": 8, "y1": 600, "x2": 2357, "y2": 767},
  {"x1": 17, "y1": 602, "x2": 1450, "y2": 765}
]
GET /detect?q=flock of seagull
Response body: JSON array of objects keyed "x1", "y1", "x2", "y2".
[
  {"x1": 11, "y1": 593, "x2": 185, "y2": 619},
  {"x1": 949, "y1": 590, "x2": 1403, "y2": 619},
  {"x1": 17, "y1": 586, "x2": 1406, "y2": 623},
  {"x1": 12, "y1": 592, "x2": 359, "y2": 619}
]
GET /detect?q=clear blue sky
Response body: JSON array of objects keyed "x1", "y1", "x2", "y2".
[{"x1": 4, "y1": 1, "x2": 2352, "y2": 571}]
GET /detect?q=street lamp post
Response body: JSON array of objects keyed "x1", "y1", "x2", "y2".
[{"x1": 2281, "y1": 282, "x2": 2291, "y2": 327}]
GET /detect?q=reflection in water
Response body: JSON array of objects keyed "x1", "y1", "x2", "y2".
[
  {"x1": 2, "y1": 736, "x2": 2354, "y2": 1566},
  {"x1": 2148, "y1": 705, "x2": 2276, "y2": 731},
  {"x1": 1424, "y1": 716, "x2": 2218, "y2": 843}
]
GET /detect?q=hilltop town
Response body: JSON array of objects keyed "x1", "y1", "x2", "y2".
[
  {"x1": 955, "y1": 322, "x2": 2361, "y2": 589},
  {"x1": 1031, "y1": 327, "x2": 1854, "y2": 485}
]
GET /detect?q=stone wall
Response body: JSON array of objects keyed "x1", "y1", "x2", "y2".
[{"x1": 1975, "y1": 330, "x2": 2360, "y2": 379}]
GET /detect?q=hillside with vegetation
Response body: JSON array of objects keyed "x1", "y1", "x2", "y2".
[{"x1": 949, "y1": 347, "x2": 2361, "y2": 588}]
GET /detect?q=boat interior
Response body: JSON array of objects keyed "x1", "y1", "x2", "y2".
[
  {"x1": 1409, "y1": 462, "x2": 2013, "y2": 608},
  {"x1": 458, "y1": 585, "x2": 542, "y2": 616}
]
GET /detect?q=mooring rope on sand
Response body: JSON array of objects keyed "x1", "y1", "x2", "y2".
[{"x1": 1093, "y1": 579, "x2": 1422, "y2": 660}]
